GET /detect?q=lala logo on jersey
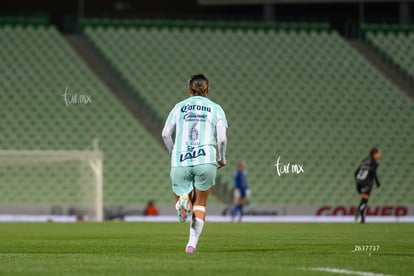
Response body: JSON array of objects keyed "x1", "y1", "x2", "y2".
[{"x1": 180, "y1": 146, "x2": 206, "y2": 162}]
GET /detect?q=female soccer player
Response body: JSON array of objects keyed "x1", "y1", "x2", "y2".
[
  {"x1": 231, "y1": 161, "x2": 250, "y2": 222},
  {"x1": 162, "y1": 74, "x2": 228, "y2": 253},
  {"x1": 354, "y1": 147, "x2": 382, "y2": 223}
]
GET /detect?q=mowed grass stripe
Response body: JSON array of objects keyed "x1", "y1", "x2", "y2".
[{"x1": 0, "y1": 223, "x2": 412, "y2": 275}]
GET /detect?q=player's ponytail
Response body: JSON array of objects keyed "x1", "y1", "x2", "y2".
[{"x1": 188, "y1": 74, "x2": 209, "y2": 96}]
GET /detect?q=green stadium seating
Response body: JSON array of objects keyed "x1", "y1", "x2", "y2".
[
  {"x1": 364, "y1": 24, "x2": 414, "y2": 80},
  {"x1": 83, "y1": 20, "x2": 414, "y2": 205},
  {"x1": 0, "y1": 24, "x2": 171, "y2": 206}
]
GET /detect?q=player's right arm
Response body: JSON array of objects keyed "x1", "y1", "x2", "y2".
[
  {"x1": 216, "y1": 105, "x2": 228, "y2": 169},
  {"x1": 354, "y1": 165, "x2": 360, "y2": 180},
  {"x1": 216, "y1": 125, "x2": 227, "y2": 169}
]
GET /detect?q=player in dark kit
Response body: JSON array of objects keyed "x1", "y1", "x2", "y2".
[{"x1": 354, "y1": 147, "x2": 382, "y2": 223}]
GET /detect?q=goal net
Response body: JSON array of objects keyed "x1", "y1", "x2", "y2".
[{"x1": 0, "y1": 148, "x2": 103, "y2": 221}]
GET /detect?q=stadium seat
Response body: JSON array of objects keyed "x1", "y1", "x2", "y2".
[
  {"x1": 2, "y1": 19, "x2": 413, "y2": 209},
  {"x1": 0, "y1": 24, "x2": 171, "y2": 206},
  {"x1": 83, "y1": 19, "x2": 414, "y2": 205},
  {"x1": 364, "y1": 25, "x2": 414, "y2": 80}
]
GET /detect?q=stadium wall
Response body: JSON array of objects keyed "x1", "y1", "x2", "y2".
[
  {"x1": 130, "y1": 204, "x2": 414, "y2": 217},
  {"x1": 1, "y1": 204, "x2": 413, "y2": 222}
]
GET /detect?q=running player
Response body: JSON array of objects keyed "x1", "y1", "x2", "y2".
[
  {"x1": 162, "y1": 74, "x2": 228, "y2": 253},
  {"x1": 354, "y1": 147, "x2": 382, "y2": 224},
  {"x1": 231, "y1": 161, "x2": 250, "y2": 222}
]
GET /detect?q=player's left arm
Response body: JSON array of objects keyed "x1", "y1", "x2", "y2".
[
  {"x1": 373, "y1": 169, "x2": 381, "y2": 188},
  {"x1": 162, "y1": 108, "x2": 177, "y2": 154},
  {"x1": 162, "y1": 122, "x2": 175, "y2": 154}
]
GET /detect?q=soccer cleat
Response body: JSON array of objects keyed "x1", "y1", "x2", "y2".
[
  {"x1": 361, "y1": 215, "x2": 366, "y2": 224},
  {"x1": 360, "y1": 210, "x2": 366, "y2": 224},
  {"x1": 185, "y1": 246, "x2": 196, "y2": 253},
  {"x1": 176, "y1": 194, "x2": 190, "y2": 223},
  {"x1": 354, "y1": 210, "x2": 360, "y2": 222}
]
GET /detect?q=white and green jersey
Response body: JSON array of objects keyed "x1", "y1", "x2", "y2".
[{"x1": 165, "y1": 96, "x2": 228, "y2": 167}]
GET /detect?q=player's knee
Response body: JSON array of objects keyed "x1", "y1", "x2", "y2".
[
  {"x1": 361, "y1": 193, "x2": 369, "y2": 200},
  {"x1": 193, "y1": 205, "x2": 206, "y2": 220}
]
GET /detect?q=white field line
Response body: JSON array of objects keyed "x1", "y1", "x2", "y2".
[
  {"x1": 1, "y1": 215, "x2": 414, "y2": 223},
  {"x1": 299, "y1": 267, "x2": 394, "y2": 276},
  {"x1": 124, "y1": 215, "x2": 414, "y2": 223}
]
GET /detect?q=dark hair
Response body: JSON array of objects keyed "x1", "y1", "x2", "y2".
[
  {"x1": 188, "y1": 74, "x2": 209, "y2": 96},
  {"x1": 370, "y1": 147, "x2": 379, "y2": 157},
  {"x1": 363, "y1": 147, "x2": 380, "y2": 161}
]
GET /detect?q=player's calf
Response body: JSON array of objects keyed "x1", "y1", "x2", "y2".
[{"x1": 185, "y1": 205, "x2": 206, "y2": 253}]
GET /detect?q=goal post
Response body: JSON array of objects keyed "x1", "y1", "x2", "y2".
[{"x1": 0, "y1": 146, "x2": 104, "y2": 222}]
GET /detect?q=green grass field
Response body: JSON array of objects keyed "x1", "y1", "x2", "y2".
[{"x1": 0, "y1": 222, "x2": 413, "y2": 275}]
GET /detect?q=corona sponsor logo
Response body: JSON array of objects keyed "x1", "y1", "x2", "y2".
[{"x1": 181, "y1": 104, "x2": 211, "y2": 113}]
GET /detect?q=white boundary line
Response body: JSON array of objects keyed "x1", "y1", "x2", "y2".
[
  {"x1": 0, "y1": 215, "x2": 414, "y2": 222},
  {"x1": 124, "y1": 215, "x2": 414, "y2": 223},
  {"x1": 300, "y1": 267, "x2": 394, "y2": 276},
  {"x1": 0, "y1": 215, "x2": 78, "y2": 222}
]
